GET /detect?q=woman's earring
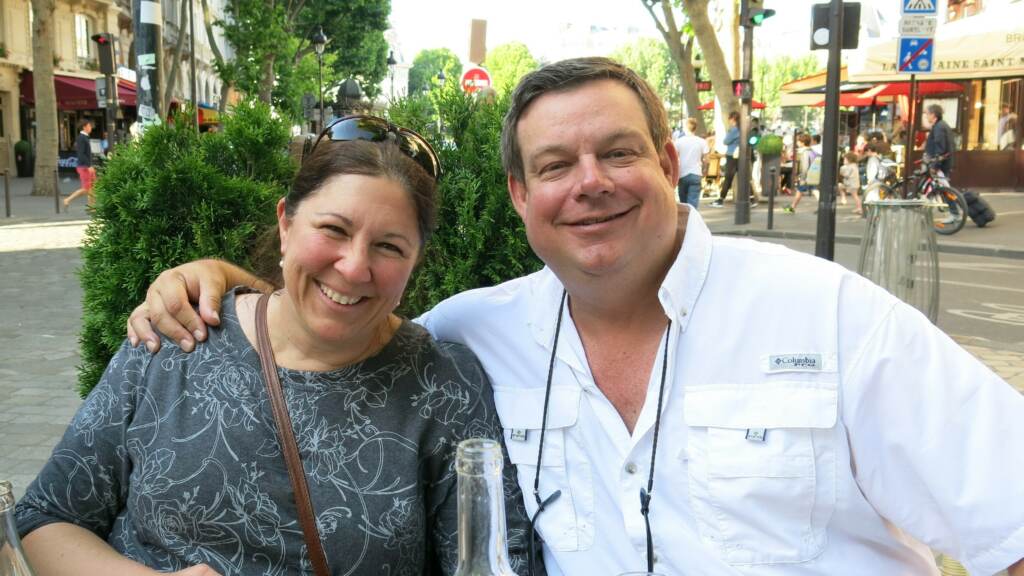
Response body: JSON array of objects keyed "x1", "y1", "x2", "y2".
[{"x1": 279, "y1": 259, "x2": 284, "y2": 269}]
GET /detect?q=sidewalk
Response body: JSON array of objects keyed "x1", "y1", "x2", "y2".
[
  {"x1": 0, "y1": 173, "x2": 96, "y2": 225},
  {"x1": 703, "y1": 188, "x2": 1024, "y2": 260}
]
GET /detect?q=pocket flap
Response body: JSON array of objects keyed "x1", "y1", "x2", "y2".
[
  {"x1": 684, "y1": 382, "x2": 838, "y2": 429},
  {"x1": 493, "y1": 386, "x2": 581, "y2": 430}
]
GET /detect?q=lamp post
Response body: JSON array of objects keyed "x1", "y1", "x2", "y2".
[
  {"x1": 386, "y1": 50, "x2": 397, "y2": 100},
  {"x1": 437, "y1": 69, "x2": 446, "y2": 87},
  {"x1": 312, "y1": 26, "x2": 328, "y2": 133}
]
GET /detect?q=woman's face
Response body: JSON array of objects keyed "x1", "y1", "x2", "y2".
[{"x1": 277, "y1": 173, "x2": 421, "y2": 346}]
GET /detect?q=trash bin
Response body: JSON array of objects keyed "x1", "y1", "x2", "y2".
[{"x1": 857, "y1": 199, "x2": 940, "y2": 323}]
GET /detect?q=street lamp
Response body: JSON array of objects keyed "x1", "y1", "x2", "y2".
[
  {"x1": 312, "y1": 26, "x2": 328, "y2": 133},
  {"x1": 437, "y1": 69, "x2": 446, "y2": 86},
  {"x1": 386, "y1": 50, "x2": 397, "y2": 100}
]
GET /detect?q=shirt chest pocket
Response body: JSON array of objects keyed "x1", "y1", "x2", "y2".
[
  {"x1": 493, "y1": 386, "x2": 594, "y2": 552},
  {"x1": 684, "y1": 383, "x2": 838, "y2": 566}
]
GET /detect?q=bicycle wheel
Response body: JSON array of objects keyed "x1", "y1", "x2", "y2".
[{"x1": 931, "y1": 186, "x2": 968, "y2": 235}]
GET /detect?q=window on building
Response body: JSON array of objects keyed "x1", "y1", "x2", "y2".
[
  {"x1": 75, "y1": 14, "x2": 95, "y2": 65},
  {"x1": 965, "y1": 78, "x2": 1022, "y2": 151},
  {"x1": 947, "y1": 0, "x2": 983, "y2": 22}
]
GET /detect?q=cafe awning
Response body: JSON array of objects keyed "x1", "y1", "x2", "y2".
[
  {"x1": 20, "y1": 71, "x2": 137, "y2": 110},
  {"x1": 847, "y1": 7, "x2": 1024, "y2": 82}
]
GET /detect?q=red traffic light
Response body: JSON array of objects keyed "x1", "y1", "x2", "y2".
[{"x1": 91, "y1": 33, "x2": 111, "y2": 45}]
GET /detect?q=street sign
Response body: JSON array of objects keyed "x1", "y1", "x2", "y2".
[
  {"x1": 898, "y1": 36, "x2": 934, "y2": 73},
  {"x1": 899, "y1": 15, "x2": 937, "y2": 37},
  {"x1": 460, "y1": 66, "x2": 492, "y2": 93},
  {"x1": 901, "y1": 0, "x2": 937, "y2": 15},
  {"x1": 95, "y1": 78, "x2": 108, "y2": 109}
]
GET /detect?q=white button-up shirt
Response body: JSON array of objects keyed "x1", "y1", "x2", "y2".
[{"x1": 419, "y1": 207, "x2": 1024, "y2": 576}]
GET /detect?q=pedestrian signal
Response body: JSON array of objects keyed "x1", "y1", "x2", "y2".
[{"x1": 91, "y1": 33, "x2": 116, "y2": 75}]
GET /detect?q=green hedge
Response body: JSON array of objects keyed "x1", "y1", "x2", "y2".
[
  {"x1": 77, "y1": 101, "x2": 293, "y2": 396},
  {"x1": 388, "y1": 83, "x2": 542, "y2": 318}
]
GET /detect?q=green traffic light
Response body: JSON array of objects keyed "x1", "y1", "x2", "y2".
[
  {"x1": 748, "y1": 135, "x2": 760, "y2": 146},
  {"x1": 751, "y1": 8, "x2": 776, "y2": 25}
]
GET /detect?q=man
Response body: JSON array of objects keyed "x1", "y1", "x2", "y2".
[
  {"x1": 924, "y1": 103, "x2": 955, "y2": 177},
  {"x1": 63, "y1": 120, "x2": 96, "y2": 210},
  {"x1": 129, "y1": 58, "x2": 1024, "y2": 575},
  {"x1": 709, "y1": 111, "x2": 740, "y2": 208},
  {"x1": 673, "y1": 117, "x2": 708, "y2": 209}
]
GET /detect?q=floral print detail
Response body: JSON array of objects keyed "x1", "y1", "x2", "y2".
[{"x1": 16, "y1": 289, "x2": 538, "y2": 575}]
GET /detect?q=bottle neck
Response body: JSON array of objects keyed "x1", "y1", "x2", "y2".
[
  {"x1": 0, "y1": 482, "x2": 38, "y2": 575},
  {"x1": 454, "y1": 440, "x2": 515, "y2": 576}
]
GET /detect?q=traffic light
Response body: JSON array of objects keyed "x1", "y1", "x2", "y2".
[
  {"x1": 741, "y1": 0, "x2": 776, "y2": 27},
  {"x1": 91, "y1": 33, "x2": 116, "y2": 75}
]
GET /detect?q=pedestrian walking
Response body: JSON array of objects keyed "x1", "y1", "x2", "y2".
[
  {"x1": 63, "y1": 120, "x2": 96, "y2": 210},
  {"x1": 674, "y1": 117, "x2": 708, "y2": 209}
]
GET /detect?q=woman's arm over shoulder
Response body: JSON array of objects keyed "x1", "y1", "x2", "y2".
[{"x1": 424, "y1": 342, "x2": 544, "y2": 576}]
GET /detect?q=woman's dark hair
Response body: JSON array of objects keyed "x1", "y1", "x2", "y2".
[{"x1": 253, "y1": 140, "x2": 437, "y2": 285}]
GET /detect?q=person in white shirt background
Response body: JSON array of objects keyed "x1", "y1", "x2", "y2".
[
  {"x1": 128, "y1": 58, "x2": 1024, "y2": 576},
  {"x1": 673, "y1": 117, "x2": 709, "y2": 210}
]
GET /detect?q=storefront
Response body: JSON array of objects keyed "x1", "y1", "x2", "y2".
[
  {"x1": 847, "y1": 7, "x2": 1024, "y2": 190},
  {"x1": 19, "y1": 70, "x2": 137, "y2": 170}
]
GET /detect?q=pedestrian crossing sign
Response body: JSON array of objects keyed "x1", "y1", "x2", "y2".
[{"x1": 902, "y1": 0, "x2": 937, "y2": 15}]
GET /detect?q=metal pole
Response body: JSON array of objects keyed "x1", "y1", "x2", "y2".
[
  {"x1": 3, "y1": 170, "x2": 10, "y2": 218},
  {"x1": 767, "y1": 165, "x2": 776, "y2": 230},
  {"x1": 814, "y1": 0, "x2": 844, "y2": 261},
  {"x1": 735, "y1": 1, "x2": 754, "y2": 225},
  {"x1": 318, "y1": 56, "x2": 324, "y2": 134},
  {"x1": 133, "y1": 0, "x2": 164, "y2": 129},
  {"x1": 903, "y1": 74, "x2": 918, "y2": 198},
  {"x1": 189, "y1": 0, "x2": 199, "y2": 132},
  {"x1": 54, "y1": 168, "x2": 61, "y2": 214}
]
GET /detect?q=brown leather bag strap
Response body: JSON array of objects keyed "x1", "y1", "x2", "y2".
[{"x1": 255, "y1": 293, "x2": 331, "y2": 576}]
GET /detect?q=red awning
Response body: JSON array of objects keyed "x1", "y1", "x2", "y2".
[
  {"x1": 20, "y1": 71, "x2": 137, "y2": 110},
  {"x1": 859, "y1": 81, "x2": 964, "y2": 99},
  {"x1": 698, "y1": 99, "x2": 766, "y2": 111},
  {"x1": 812, "y1": 93, "x2": 878, "y2": 107}
]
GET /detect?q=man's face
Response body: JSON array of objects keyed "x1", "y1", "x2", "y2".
[
  {"x1": 507, "y1": 79, "x2": 679, "y2": 281},
  {"x1": 924, "y1": 113, "x2": 937, "y2": 129}
]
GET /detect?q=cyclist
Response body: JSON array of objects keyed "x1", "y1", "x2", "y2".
[{"x1": 923, "y1": 103, "x2": 960, "y2": 223}]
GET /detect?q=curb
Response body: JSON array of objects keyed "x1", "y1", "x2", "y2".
[{"x1": 715, "y1": 228, "x2": 1024, "y2": 260}]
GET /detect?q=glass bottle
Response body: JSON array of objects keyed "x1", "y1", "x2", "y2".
[
  {"x1": 0, "y1": 480, "x2": 37, "y2": 576},
  {"x1": 453, "y1": 439, "x2": 517, "y2": 576}
]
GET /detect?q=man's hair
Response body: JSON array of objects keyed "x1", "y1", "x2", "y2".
[
  {"x1": 501, "y1": 57, "x2": 669, "y2": 184},
  {"x1": 686, "y1": 117, "x2": 698, "y2": 133},
  {"x1": 79, "y1": 120, "x2": 93, "y2": 131},
  {"x1": 844, "y1": 151, "x2": 859, "y2": 163},
  {"x1": 798, "y1": 133, "x2": 812, "y2": 147},
  {"x1": 927, "y1": 104, "x2": 944, "y2": 119},
  {"x1": 812, "y1": 134, "x2": 822, "y2": 144}
]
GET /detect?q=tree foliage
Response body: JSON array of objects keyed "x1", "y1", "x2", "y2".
[
  {"x1": 611, "y1": 38, "x2": 682, "y2": 121},
  {"x1": 76, "y1": 101, "x2": 294, "y2": 397},
  {"x1": 218, "y1": 0, "x2": 389, "y2": 119},
  {"x1": 387, "y1": 84, "x2": 542, "y2": 317},
  {"x1": 482, "y1": 42, "x2": 538, "y2": 93},
  {"x1": 407, "y1": 48, "x2": 462, "y2": 96},
  {"x1": 754, "y1": 54, "x2": 821, "y2": 122}
]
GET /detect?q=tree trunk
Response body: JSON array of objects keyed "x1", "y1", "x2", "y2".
[
  {"x1": 30, "y1": 0, "x2": 58, "y2": 197},
  {"x1": 199, "y1": 0, "x2": 233, "y2": 113},
  {"x1": 684, "y1": 0, "x2": 739, "y2": 119},
  {"x1": 257, "y1": 0, "x2": 275, "y2": 103},
  {"x1": 643, "y1": 0, "x2": 707, "y2": 136},
  {"x1": 162, "y1": 0, "x2": 190, "y2": 115}
]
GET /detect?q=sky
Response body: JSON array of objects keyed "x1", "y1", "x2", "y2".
[{"x1": 386, "y1": 0, "x2": 892, "y2": 67}]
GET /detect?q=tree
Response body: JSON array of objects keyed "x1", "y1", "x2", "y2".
[
  {"x1": 407, "y1": 48, "x2": 462, "y2": 95},
  {"x1": 641, "y1": 0, "x2": 706, "y2": 134},
  {"x1": 754, "y1": 54, "x2": 821, "y2": 122},
  {"x1": 30, "y1": 0, "x2": 58, "y2": 197},
  {"x1": 162, "y1": 0, "x2": 190, "y2": 113},
  {"x1": 482, "y1": 42, "x2": 538, "y2": 93},
  {"x1": 681, "y1": 0, "x2": 739, "y2": 120},
  {"x1": 218, "y1": 0, "x2": 389, "y2": 114},
  {"x1": 611, "y1": 38, "x2": 682, "y2": 126},
  {"x1": 200, "y1": 0, "x2": 235, "y2": 112}
]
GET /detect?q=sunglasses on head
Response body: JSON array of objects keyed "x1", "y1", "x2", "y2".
[{"x1": 310, "y1": 115, "x2": 442, "y2": 181}]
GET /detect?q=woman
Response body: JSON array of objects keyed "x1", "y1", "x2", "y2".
[
  {"x1": 783, "y1": 133, "x2": 815, "y2": 213},
  {"x1": 15, "y1": 116, "x2": 537, "y2": 576}
]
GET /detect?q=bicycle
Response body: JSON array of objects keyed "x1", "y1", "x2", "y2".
[{"x1": 877, "y1": 155, "x2": 968, "y2": 235}]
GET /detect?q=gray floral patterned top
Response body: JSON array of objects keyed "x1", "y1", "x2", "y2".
[{"x1": 16, "y1": 289, "x2": 538, "y2": 575}]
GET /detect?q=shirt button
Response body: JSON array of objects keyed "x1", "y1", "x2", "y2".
[{"x1": 625, "y1": 462, "x2": 638, "y2": 474}]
